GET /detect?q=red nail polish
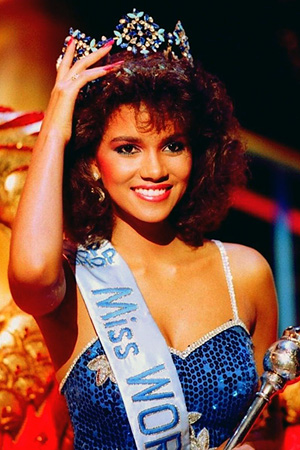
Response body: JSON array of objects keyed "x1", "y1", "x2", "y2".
[
  {"x1": 104, "y1": 60, "x2": 124, "y2": 70},
  {"x1": 102, "y1": 38, "x2": 115, "y2": 48},
  {"x1": 67, "y1": 36, "x2": 74, "y2": 46}
]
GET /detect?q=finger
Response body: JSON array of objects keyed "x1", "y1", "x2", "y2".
[
  {"x1": 86, "y1": 59, "x2": 124, "y2": 80},
  {"x1": 55, "y1": 38, "x2": 77, "y2": 81},
  {"x1": 57, "y1": 37, "x2": 114, "y2": 79},
  {"x1": 70, "y1": 39, "x2": 115, "y2": 73},
  {"x1": 68, "y1": 59, "x2": 124, "y2": 89}
]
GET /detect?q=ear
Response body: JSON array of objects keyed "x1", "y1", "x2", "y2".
[{"x1": 90, "y1": 161, "x2": 101, "y2": 180}]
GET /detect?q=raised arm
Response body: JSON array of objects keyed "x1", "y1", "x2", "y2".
[{"x1": 8, "y1": 38, "x2": 118, "y2": 316}]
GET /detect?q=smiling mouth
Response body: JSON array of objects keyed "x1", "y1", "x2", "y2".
[
  {"x1": 132, "y1": 186, "x2": 172, "y2": 201},
  {"x1": 134, "y1": 188, "x2": 170, "y2": 196}
]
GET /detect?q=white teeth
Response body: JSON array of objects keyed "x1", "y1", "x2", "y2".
[{"x1": 135, "y1": 188, "x2": 166, "y2": 197}]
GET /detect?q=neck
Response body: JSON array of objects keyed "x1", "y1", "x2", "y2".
[{"x1": 111, "y1": 217, "x2": 181, "y2": 257}]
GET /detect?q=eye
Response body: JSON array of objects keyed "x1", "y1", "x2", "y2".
[
  {"x1": 114, "y1": 144, "x2": 139, "y2": 156},
  {"x1": 163, "y1": 141, "x2": 186, "y2": 154}
]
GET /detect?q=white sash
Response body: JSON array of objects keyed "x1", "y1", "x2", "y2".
[{"x1": 73, "y1": 240, "x2": 190, "y2": 449}]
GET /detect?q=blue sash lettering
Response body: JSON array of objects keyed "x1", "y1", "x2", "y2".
[
  {"x1": 139, "y1": 404, "x2": 179, "y2": 435},
  {"x1": 114, "y1": 342, "x2": 139, "y2": 359},
  {"x1": 75, "y1": 245, "x2": 116, "y2": 268},
  {"x1": 104, "y1": 318, "x2": 127, "y2": 328},
  {"x1": 92, "y1": 287, "x2": 140, "y2": 360},
  {"x1": 108, "y1": 327, "x2": 133, "y2": 342},
  {"x1": 128, "y1": 364, "x2": 180, "y2": 444},
  {"x1": 93, "y1": 287, "x2": 138, "y2": 320},
  {"x1": 145, "y1": 433, "x2": 182, "y2": 449},
  {"x1": 128, "y1": 364, "x2": 174, "y2": 401}
]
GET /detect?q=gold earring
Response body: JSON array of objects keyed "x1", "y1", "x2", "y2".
[{"x1": 91, "y1": 186, "x2": 105, "y2": 202}]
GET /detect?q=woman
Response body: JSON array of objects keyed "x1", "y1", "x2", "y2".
[{"x1": 8, "y1": 9, "x2": 278, "y2": 450}]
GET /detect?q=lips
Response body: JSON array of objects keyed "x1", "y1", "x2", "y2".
[{"x1": 132, "y1": 185, "x2": 172, "y2": 202}]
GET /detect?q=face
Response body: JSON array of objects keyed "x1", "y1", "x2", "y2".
[{"x1": 95, "y1": 104, "x2": 192, "y2": 227}]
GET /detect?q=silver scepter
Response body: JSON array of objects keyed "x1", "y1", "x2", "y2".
[{"x1": 224, "y1": 325, "x2": 300, "y2": 450}]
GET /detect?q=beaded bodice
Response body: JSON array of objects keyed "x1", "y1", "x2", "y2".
[{"x1": 60, "y1": 241, "x2": 259, "y2": 449}]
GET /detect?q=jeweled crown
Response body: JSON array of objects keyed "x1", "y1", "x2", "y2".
[{"x1": 56, "y1": 8, "x2": 193, "y2": 69}]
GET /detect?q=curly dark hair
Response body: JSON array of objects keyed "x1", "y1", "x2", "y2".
[{"x1": 63, "y1": 51, "x2": 248, "y2": 247}]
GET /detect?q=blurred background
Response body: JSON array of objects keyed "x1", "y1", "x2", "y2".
[{"x1": 0, "y1": 0, "x2": 300, "y2": 448}]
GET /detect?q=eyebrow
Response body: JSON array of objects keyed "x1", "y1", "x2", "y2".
[
  {"x1": 110, "y1": 136, "x2": 143, "y2": 144},
  {"x1": 110, "y1": 133, "x2": 187, "y2": 146}
]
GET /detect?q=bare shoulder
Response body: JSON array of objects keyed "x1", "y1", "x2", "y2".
[
  {"x1": 218, "y1": 241, "x2": 278, "y2": 321},
  {"x1": 221, "y1": 242, "x2": 274, "y2": 282}
]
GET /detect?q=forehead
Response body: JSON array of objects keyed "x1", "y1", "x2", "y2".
[{"x1": 104, "y1": 104, "x2": 183, "y2": 137}]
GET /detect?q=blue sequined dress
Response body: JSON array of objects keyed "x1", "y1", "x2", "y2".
[{"x1": 60, "y1": 241, "x2": 258, "y2": 449}]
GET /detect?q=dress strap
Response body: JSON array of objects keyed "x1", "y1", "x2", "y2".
[{"x1": 212, "y1": 239, "x2": 239, "y2": 321}]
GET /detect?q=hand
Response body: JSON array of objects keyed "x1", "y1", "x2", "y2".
[{"x1": 40, "y1": 37, "x2": 123, "y2": 144}]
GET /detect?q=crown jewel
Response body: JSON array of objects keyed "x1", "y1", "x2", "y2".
[
  {"x1": 56, "y1": 8, "x2": 193, "y2": 69},
  {"x1": 114, "y1": 10, "x2": 166, "y2": 55}
]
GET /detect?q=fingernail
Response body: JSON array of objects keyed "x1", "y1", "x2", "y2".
[
  {"x1": 67, "y1": 36, "x2": 74, "y2": 46},
  {"x1": 102, "y1": 38, "x2": 115, "y2": 48},
  {"x1": 104, "y1": 60, "x2": 124, "y2": 69}
]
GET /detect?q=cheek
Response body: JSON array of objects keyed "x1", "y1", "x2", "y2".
[
  {"x1": 178, "y1": 157, "x2": 192, "y2": 182},
  {"x1": 97, "y1": 156, "x2": 122, "y2": 187},
  {"x1": 183, "y1": 165, "x2": 192, "y2": 181},
  {"x1": 97, "y1": 157, "x2": 134, "y2": 189},
  {"x1": 97, "y1": 158, "x2": 115, "y2": 180}
]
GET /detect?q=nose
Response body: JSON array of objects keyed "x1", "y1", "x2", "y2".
[{"x1": 139, "y1": 151, "x2": 168, "y2": 181}]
